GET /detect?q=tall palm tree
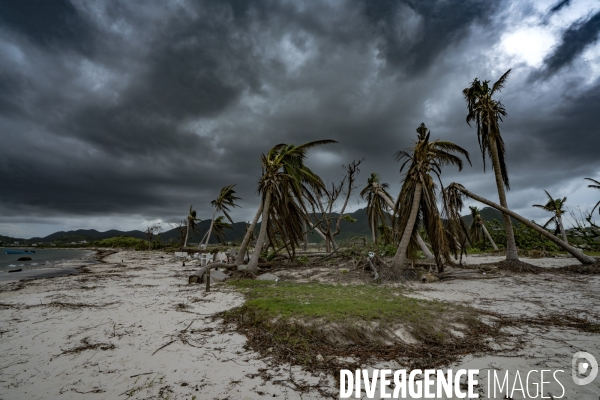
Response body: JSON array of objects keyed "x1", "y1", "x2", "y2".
[
  {"x1": 463, "y1": 69, "x2": 519, "y2": 261},
  {"x1": 469, "y1": 206, "x2": 498, "y2": 250},
  {"x1": 533, "y1": 190, "x2": 569, "y2": 244},
  {"x1": 585, "y1": 178, "x2": 600, "y2": 214},
  {"x1": 360, "y1": 173, "x2": 392, "y2": 243},
  {"x1": 244, "y1": 140, "x2": 336, "y2": 273},
  {"x1": 199, "y1": 184, "x2": 241, "y2": 248},
  {"x1": 183, "y1": 205, "x2": 201, "y2": 248},
  {"x1": 446, "y1": 183, "x2": 596, "y2": 264},
  {"x1": 391, "y1": 123, "x2": 471, "y2": 272}
]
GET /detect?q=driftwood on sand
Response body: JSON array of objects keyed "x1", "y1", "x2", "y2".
[{"x1": 188, "y1": 263, "x2": 231, "y2": 284}]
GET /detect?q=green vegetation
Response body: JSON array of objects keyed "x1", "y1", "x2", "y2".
[
  {"x1": 223, "y1": 280, "x2": 481, "y2": 348},
  {"x1": 221, "y1": 280, "x2": 491, "y2": 370},
  {"x1": 485, "y1": 219, "x2": 560, "y2": 252},
  {"x1": 95, "y1": 236, "x2": 148, "y2": 250},
  {"x1": 227, "y1": 280, "x2": 450, "y2": 323}
]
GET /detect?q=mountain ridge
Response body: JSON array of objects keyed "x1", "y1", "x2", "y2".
[{"x1": 1, "y1": 207, "x2": 512, "y2": 245}]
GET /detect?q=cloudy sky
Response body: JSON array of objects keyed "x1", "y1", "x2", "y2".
[{"x1": 1, "y1": 0, "x2": 599, "y2": 238}]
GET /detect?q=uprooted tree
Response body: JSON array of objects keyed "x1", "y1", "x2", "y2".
[{"x1": 446, "y1": 183, "x2": 596, "y2": 265}]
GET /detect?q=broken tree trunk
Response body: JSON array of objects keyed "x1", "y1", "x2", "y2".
[
  {"x1": 449, "y1": 183, "x2": 596, "y2": 265},
  {"x1": 188, "y1": 263, "x2": 230, "y2": 285}
]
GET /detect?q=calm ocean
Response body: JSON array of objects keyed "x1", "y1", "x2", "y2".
[{"x1": 0, "y1": 248, "x2": 94, "y2": 273}]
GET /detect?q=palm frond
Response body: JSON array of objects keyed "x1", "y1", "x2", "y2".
[
  {"x1": 491, "y1": 69, "x2": 512, "y2": 95},
  {"x1": 585, "y1": 177, "x2": 600, "y2": 189},
  {"x1": 464, "y1": 72, "x2": 511, "y2": 189}
]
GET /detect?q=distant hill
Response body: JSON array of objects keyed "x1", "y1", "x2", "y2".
[
  {"x1": 24, "y1": 221, "x2": 250, "y2": 245},
  {"x1": 5, "y1": 206, "x2": 524, "y2": 246},
  {"x1": 0, "y1": 234, "x2": 25, "y2": 244},
  {"x1": 29, "y1": 229, "x2": 147, "y2": 243},
  {"x1": 160, "y1": 220, "x2": 249, "y2": 244}
]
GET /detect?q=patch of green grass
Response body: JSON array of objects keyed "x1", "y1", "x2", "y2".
[
  {"x1": 227, "y1": 280, "x2": 449, "y2": 325},
  {"x1": 297, "y1": 255, "x2": 309, "y2": 264},
  {"x1": 221, "y1": 280, "x2": 491, "y2": 372}
]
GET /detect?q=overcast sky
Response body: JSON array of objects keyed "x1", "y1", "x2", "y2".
[{"x1": 1, "y1": 0, "x2": 599, "y2": 238}]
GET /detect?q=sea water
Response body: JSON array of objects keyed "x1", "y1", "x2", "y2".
[{"x1": 0, "y1": 248, "x2": 94, "y2": 273}]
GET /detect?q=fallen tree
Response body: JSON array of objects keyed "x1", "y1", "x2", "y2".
[
  {"x1": 188, "y1": 263, "x2": 232, "y2": 292},
  {"x1": 447, "y1": 183, "x2": 597, "y2": 265}
]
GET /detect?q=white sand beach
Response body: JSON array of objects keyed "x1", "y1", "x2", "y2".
[{"x1": 1, "y1": 251, "x2": 598, "y2": 399}]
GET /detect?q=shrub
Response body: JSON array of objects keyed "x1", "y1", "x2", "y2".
[
  {"x1": 486, "y1": 220, "x2": 559, "y2": 251},
  {"x1": 95, "y1": 236, "x2": 149, "y2": 250}
]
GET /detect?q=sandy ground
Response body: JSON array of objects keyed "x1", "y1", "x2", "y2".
[
  {"x1": 459, "y1": 253, "x2": 580, "y2": 268},
  {"x1": 0, "y1": 251, "x2": 598, "y2": 399},
  {"x1": 405, "y1": 257, "x2": 600, "y2": 400}
]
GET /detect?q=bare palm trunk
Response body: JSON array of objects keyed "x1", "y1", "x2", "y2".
[
  {"x1": 302, "y1": 220, "x2": 308, "y2": 251},
  {"x1": 392, "y1": 182, "x2": 423, "y2": 270},
  {"x1": 200, "y1": 209, "x2": 217, "y2": 249},
  {"x1": 183, "y1": 220, "x2": 190, "y2": 248},
  {"x1": 235, "y1": 202, "x2": 263, "y2": 266},
  {"x1": 557, "y1": 215, "x2": 568, "y2": 244},
  {"x1": 199, "y1": 230, "x2": 209, "y2": 248},
  {"x1": 247, "y1": 191, "x2": 272, "y2": 273},
  {"x1": 452, "y1": 184, "x2": 596, "y2": 264},
  {"x1": 481, "y1": 224, "x2": 499, "y2": 250},
  {"x1": 488, "y1": 137, "x2": 519, "y2": 260},
  {"x1": 416, "y1": 231, "x2": 434, "y2": 259},
  {"x1": 371, "y1": 217, "x2": 376, "y2": 243},
  {"x1": 378, "y1": 189, "x2": 432, "y2": 258}
]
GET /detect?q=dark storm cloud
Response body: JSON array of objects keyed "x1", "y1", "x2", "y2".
[
  {"x1": 0, "y1": 0, "x2": 599, "y2": 237},
  {"x1": 535, "y1": 10, "x2": 600, "y2": 79},
  {"x1": 363, "y1": 0, "x2": 498, "y2": 73},
  {"x1": 0, "y1": 0, "x2": 92, "y2": 52},
  {"x1": 549, "y1": 0, "x2": 571, "y2": 14}
]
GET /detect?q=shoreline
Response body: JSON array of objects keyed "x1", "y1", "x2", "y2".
[{"x1": 0, "y1": 248, "x2": 117, "y2": 284}]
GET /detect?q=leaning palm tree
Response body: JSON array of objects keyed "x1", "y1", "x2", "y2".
[
  {"x1": 585, "y1": 178, "x2": 600, "y2": 214},
  {"x1": 391, "y1": 123, "x2": 471, "y2": 272},
  {"x1": 360, "y1": 173, "x2": 392, "y2": 243},
  {"x1": 360, "y1": 172, "x2": 434, "y2": 257},
  {"x1": 199, "y1": 184, "x2": 241, "y2": 248},
  {"x1": 469, "y1": 206, "x2": 498, "y2": 250},
  {"x1": 244, "y1": 140, "x2": 336, "y2": 273},
  {"x1": 234, "y1": 203, "x2": 263, "y2": 265},
  {"x1": 464, "y1": 69, "x2": 519, "y2": 261},
  {"x1": 446, "y1": 183, "x2": 596, "y2": 264},
  {"x1": 183, "y1": 205, "x2": 201, "y2": 248},
  {"x1": 210, "y1": 216, "x2": 233, "y2": 244},
  {"x1": 533, "y1": 190, "x2": 569, "y2": 244}
]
